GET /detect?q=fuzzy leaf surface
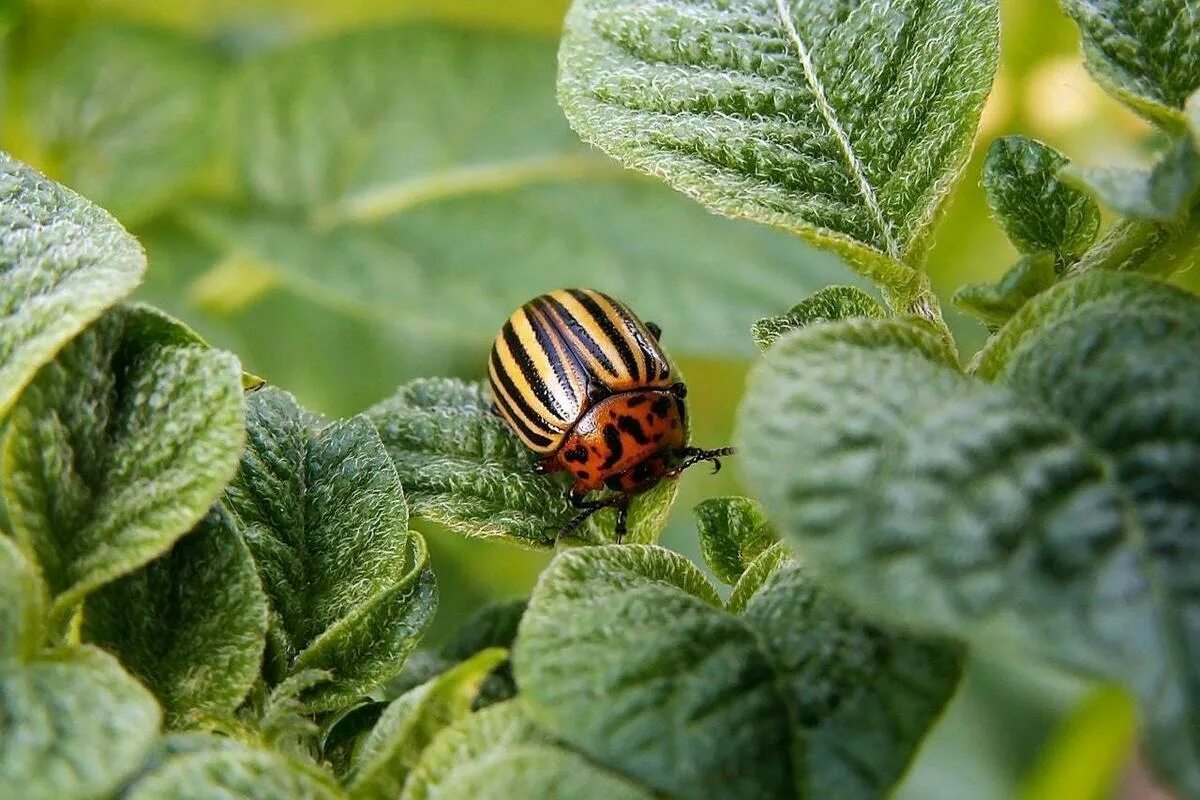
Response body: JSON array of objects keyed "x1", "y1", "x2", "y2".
[
  {"x1": 123, "y1": 741, "x2": 344, "y2": 800},
  {"x1": 952, "y1": 253, "x2": 1058, "y2": 328},
  {"x1": 225, "y1": 387, "x2": 435, "y2": 710},
  {"x1": 982, "y1": 136, "x2": 1100, "y2": 262},
  {"x1": 1069, "y1": 137, "x2": 1200, "y2": 222},
  {"x1": 1060, "y1": 0, "x2": 1200, "y2": 128},
  {"x1": 0, "y1": 153, "x2": 144, "y2": 416},
  {"x1": 739, "y1": 299, "x2": 1200, "y2": 795},
  {"x1": 0, "y1": 534, "x2": 44, "y2": 663},
  {"x1": 367, "y1": 378, "x2": 674, "y2": 547},
  {"x1": 751, "y1": 285, "x2": 885, "y2": 351},
  {"x1": 401, "y1": 700, "x2": 650, "y2": 800},
  {"x1": 515, "y1": 544, "x2": 959, "y2": 799},
  {"x1": 1, "y1": 306, "x2": 244, "y2": 629},
  {"x1": 189, "y1": 23, "x2": 849, "y2": 364},
  {"x1": 557, "y1": 0, "x2": 999, "y2": 291},
  {"x1": 349, "y1": 648, "x2": 508, "y2": 800},
  {"x1": 693, "y1": 496, "x2": 777, "y2": 584},
  {"x1": 23, "y1": 25, "x2": 221, "y2": 223},
  {"x1": 82, "y1": 506, "x2": 268, "y2": 726},
  {"x1": 0, "y1": 647, "x2": 160, "y2": 800}
]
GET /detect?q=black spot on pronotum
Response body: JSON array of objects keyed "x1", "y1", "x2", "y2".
[
  {"x1": 576, "y1": 470, "x2": 589, "y2": 479},
  {"x1": 601, "y1": 424, "x2": 624, "y2": 469},
  {"x1": 651, "y1": 396, "x2": 672, "y2": 417},
  {"x1": 626, "y1": 395, "x2": 648, "y2": 407},
  {"x1": 617, "y1": 415, "x2": 650, "y2": 445},
  {"x1": 563, "y1": 445, "x2": 589, "y2": 464}
]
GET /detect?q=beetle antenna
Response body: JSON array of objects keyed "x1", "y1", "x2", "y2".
[{"x1": 668, "y1": 446, "x2": 737, "y2": 478}]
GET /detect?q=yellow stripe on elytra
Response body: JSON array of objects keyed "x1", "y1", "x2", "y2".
[
  {"x1": 548, "y1": 290, "x2": 627, "y2": 383},
  {"x1": 489, "y1": 343, "x2": 561, "y2": 442}
]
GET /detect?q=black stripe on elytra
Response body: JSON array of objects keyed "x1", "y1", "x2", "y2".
[
  {"x1": 490, "y1": 349, "x2": 557, "y2": 444},
  {"x1": 601, "y1": 423, "x2": 624, "y2": 469},
  {"x1": 570, "y1": 290, "x2": 642, "y2": 381},
  {"x1": 502, "y1": 321, "x2": 566, "y2": 423},
  {"x1": 617, "y1": 415, "x2": 650, "y2": 445},
  {"x1": 524, "y1": 305, "x2": 578, "y2": 407},
  {"x1": 543, "y1": 295, "x2": 618, "y2": 377}
]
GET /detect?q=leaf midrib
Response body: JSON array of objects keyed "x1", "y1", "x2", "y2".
[{"x1": 772, "y1": 0, "x2": 899, "y2": 260}]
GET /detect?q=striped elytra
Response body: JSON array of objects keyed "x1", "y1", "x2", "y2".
[{"x1": 488, "y1": 289, "x2": 735, "y2": 543}]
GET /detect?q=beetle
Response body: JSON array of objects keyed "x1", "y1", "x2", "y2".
[{"x1": 488, "y1": 288, "x2": 734, "y2": 542}]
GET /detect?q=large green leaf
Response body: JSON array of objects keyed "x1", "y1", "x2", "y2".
[
  {"x1": 557, "y1": 0, "x2": 999, "y2": 302},
  {"x1": 1060, "y1": 0, "x2": 1200, "y2": 129},
  {"x1": 737, "y1": 292, "x2": 1200, "y2": 795},
  {"x1": 366, "y1": 379, "x2": 674, "y2": 547},
  {"x1": 122, "y1": 739, "x2": 344, "y2": 800},
  {"x1": 514, "y1": 544, "x2": 960, "y2": 799},
  {"x1": 348, "y1": 648, "x2": 508, "y2": 800},
  {"x1": 82, "y1": 506, "x2": 269, "y2": 727},
  {"x1": 0, "y1": 152, "x2": 144, "y2": 416},
  {"x1": 183, "y1": 22, "x2": 850, "y2": 365},
  {"x1": 224, "y1": 387, "x2": 436, "y2": 711},
  {"x1": 0, "y1": 534, "x2": 45, "y2": 663},
  {"x1": 0, "y1": 646, "x2": 160, "y2": 800},
  {"x1": 401, "y1": 700, "x2": 651, "y2": 800},
  {"x1": 22, "y1": 25, "x2": 222, "y2": 223},
  {"x1": 1, "y1": 305, "x2": 245, "y2": 631}
]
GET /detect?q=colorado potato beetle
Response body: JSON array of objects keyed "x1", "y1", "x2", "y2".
[{"x1": 488, "y1": 288, "x2": 734, "y2": 541}]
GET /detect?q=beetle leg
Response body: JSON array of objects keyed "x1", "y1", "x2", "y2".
[
  {"x1": 556, "y1": 492, "x2": 630, "y2": 545},
  {"x1": 646, "y1": 321, "x2": 663, "y2": 341},
  {"x1": 667, "y1": 446, "x2": 737, "y2": 478},
  {"x1": 613, "y1": 497, "x2": 631, "y2": 544}
]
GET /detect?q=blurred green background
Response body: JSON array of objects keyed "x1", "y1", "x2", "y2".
[{"x1": 1, "y1": 1, "x2": 1183, "y2": 796}]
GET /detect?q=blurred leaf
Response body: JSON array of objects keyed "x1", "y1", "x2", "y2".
[
  {"x1": 367, "y1": 378, "x2": 673, "y2": 548},
  {"x1": 186, "y1": 23, "x2": 852, "y2": 365},
  {"x1": 515, "y1": 544, "x2": 959, "y2": 800},
  {"x1": 2, "y1": 305, "x2": 244, "y2": 632},
  {"x1": 737, "y1": 280, "x2": 1200, "y2": 795},
  {"x1": 751, "y1": 286, "x2": 885, "y2": 351},
  {"x1": 401, "y1": 699, "x2": 651, "y2": 800},
  {"x1": 0, "y1": 646, "x2": 160, "y2": 800},
  {"x1": 557, "y1": 0, "x2": 999, "y2": 305},
  {"x1": 738, "y1": 555, "x2": 964, "y2": 800},
  {"x1": 122, "y1": 739, "x2": 344, "y2": 800},
  {"x1": 348, "y1": 648, "x2": 508, "y2": 800},
  {"x1": 1060, "y1": 0, "x2": 1200, "y2": 129},
  {"x1": 0, "y1": 152, "x2": 144, "y2": 416},
  {"x1": 82, "y1": 506, "x2": 269, "y2": 727},
  {"x1": 953, "y1": 252, "x2": 1058, "y2": 328},
  {"x1": 1068, "y1": 136, "x2": 1200, "y2": 221},
  {"x1": 1020, "y1": 684, "x2": 1136, "y2": 800},
  {"x1": 22, "y1": 24, "x2": 222, "y2": 223},
  {"x1": 224, "y1": 387, "x2": 436, "y2": 711},
  {"x1": 693, "y1": 496, "x2": 776, "y2": 584},
  {"x1": 0, "y1": 533, "x2": 44, "y2": 663},
  {"x1": 982, "y1": 136, "x2": 1100, "y2": 262}
]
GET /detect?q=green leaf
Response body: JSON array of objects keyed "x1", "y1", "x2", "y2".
[
  {"x1": 367, "y1": 379, "x2": 675, "y2": 548},
  {"x1": 740, "y1": 555, "x2": 964, "y2": 800},
  {"x1": 751, "y1": 285, "x2": 885, "y2": 351},
  {"x1": 1068, "y1": 137, "x2": 1200, "y2": 222},
  {"x1": 982, "y1": 136, "x2": 1100, "y2": 262},
  {"x1": 0, "y1": 646, "x2": 160, "y2": 800},
  {"x1": 693, "y1": 496, "x2": 777, "y2": 584},
  {"x1": 123, "y1": 740, "x2": 345, "y2": 800},
  {"x1": 437, "y1": 598, "x2": 526, "y2": 709},
  {"x1": 0, "y1": 534, "x2": 45, "y2": 663},
  {"x1": 557, "y1": 0, "x2": 999, "y2": 298},
  {"x1": 1060, "y1": 0, "x2": 1200, "y2": 129},
  {"x1": 348, "y1": 648, "x2": 508, "y2": 800},
  {"x1": 186, "y1": 23, "x2": 851, "y2": 365},
  {"x1": 225, "y1": 387, "x2": 436, "y2": 710},
  {"x1": 82, "y1": 506, "x2": 269, "y2": 727},
  {"x1": 515, "y1": 544, "x2": 958, "y2": 799},
  {"x1": 726, "y1": 542, "x2": 792, "y2": 614},
  {"x1": 0, "y1": 152, "x2": 145, "y2": 416},
  {"x1": 22, "y1": 25, "x2": 222, "y2": 223},
  {"x1": 952, "y1": 252, "x2": 1058, "y2": 328},
  {"x1": 402, "y1": 700, "x2": 651, "y2": 800},
  {"x1": 994, "y1": 273, "x2": 1200, "y2": 795},
  {"x1": 737, "y1": 296, "x2": 1200, "y2": 795},
  {"x1": 1, "y1": 305, "x2": 245, "y2": 631}
]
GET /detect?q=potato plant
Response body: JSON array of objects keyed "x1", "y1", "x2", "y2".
[{"x1": 1, "y1": 0, "x2": 1199, "y2": 798}]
